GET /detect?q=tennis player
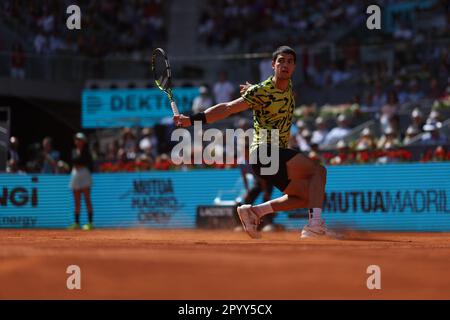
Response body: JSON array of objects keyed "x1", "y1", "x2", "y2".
[
  {"x1": 68, "y1": 133, "x2": 94, "y2": 230},
  {"x1": 174, "y1": 46, "x2": 335, "y2": 239}
]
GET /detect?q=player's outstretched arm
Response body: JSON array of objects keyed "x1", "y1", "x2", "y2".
[{"x1": 173, "y1": 97, "x2": 250, "y2": 127}]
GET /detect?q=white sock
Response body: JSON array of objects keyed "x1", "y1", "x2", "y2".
[
  {"x1": 309, "y1": 208, "x2": 323, "y2": 225},
  {"x1": 252, "y1": 202, "x2": 274, "y2": 218}
]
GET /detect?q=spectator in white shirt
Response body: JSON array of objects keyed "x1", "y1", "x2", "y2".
[
  {"x1": 429, "y1": 110, "x2": 444, "y2": 122},
  {"x1": 295, "y1": 128, "x2": 312, "y2": 153},
  {"x1": 139, "y1": 128, "x2": 158, "y2": 158},
  {"x1": 292, "y1": 120, "x2": 308, "y2": 152},
  {"x1": 421, "y1": 120, "x2": 447, "y2": 145},
  {"x1": 192, "y1": 86, "x2": 213, "y2": 114},
  {"x1": 403, "y1": 125, "x2": 420, "y2": 145},
  {"x1": 213, "y1": 72, "x2": 235, "y2": 103},
  {"x1": 311, "y1": 117, "x2": 329, "y2": 146},
  {"x1": 324, "y1": 114, "x2": 352, "y2": 146}
]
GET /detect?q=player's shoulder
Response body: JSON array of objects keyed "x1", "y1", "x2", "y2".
[
  {"x1": 258, "y1": 77, "x2": 276, "y2": 90},
  {"x1": 252, "y1": 77, "x2": 294, "y2": 93},
  {"x1": 246, "y1": 77, "x2": 273, "y2": 94}
]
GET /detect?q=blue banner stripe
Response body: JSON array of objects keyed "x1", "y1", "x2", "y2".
[
  {"x1": 82, "y1": 88, "x2": 200, "y2": 128},
  {"x1": 1, "y1": 163, "x2": 450, "y2": 230}
]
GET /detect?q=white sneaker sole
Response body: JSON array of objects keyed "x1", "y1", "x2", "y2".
[{"x1": 301, "y1": 229, "x2": 338, "y2": 239}]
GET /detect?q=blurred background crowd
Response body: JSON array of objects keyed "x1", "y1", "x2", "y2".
[{"x1": 1, "y1": 0, "x2": 449, "y2": 173}]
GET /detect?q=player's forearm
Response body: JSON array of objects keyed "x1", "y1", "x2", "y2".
[
  {"x1": 203, "y1": 103, "x2": 233, "y2": 124},
  {"x1": 185, "y1": 98, "x2": 248, "y2": 127}
]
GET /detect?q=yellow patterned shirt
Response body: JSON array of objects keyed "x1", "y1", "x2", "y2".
[{"x1": 242, "y1": 77, "x2": 295, "y2": 153}]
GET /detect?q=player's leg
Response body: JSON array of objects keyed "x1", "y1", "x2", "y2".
[
  {"x1": 284, "y1": 154, "x2": 335, "y2": 237},
  {"x1": 262, "y1": 182, "x2": 273, "y2": 203},
  {"x1": 270, "y1": 193, "x2": 308, "y2": 211},
  {"x1": 251, "y1": 179, "x2": 308, "y2": 218},
  {"x1": 260, "y1": 182, "x2": 276, "y2": 230},
  {"x1": 250, "y1": 150, "x2": 312, "y2": 219},
  {"x1": 285, "y1": 153, "x2": 327, "y2": 216},
  {"x1": 245, "y1": 149, "x2": 334, "y2": 238},
  {"x1": 81, "y1": 188, "x2": 94, "y2": 230},
  {"x1": 238, "y1": 181, "x2": 308, "y2": 238},
  {"x1": 238, "y1": 147, "x2": 330, "y2": 238},
  {"x1": 237, "y1": 176, "x2": 269, "y2": 238},
  {"x1": 304, "y1": 165, "x2": 327, "y2": 209},
  {"x1": 270, "y1": 181, "x2": 309, "y2": 211},
  {"x1": 236, "y1": 181, "x2": 261, "y2": 232},
  {"x1": 238, "y1": 155, "x2": 309, "y2": 238},
  {"x1": 69, "y1": 190, "x2": 81, "y2": 229},
  {"x1": 244, "y1": 180, "x2": 262, "y2": 204}
]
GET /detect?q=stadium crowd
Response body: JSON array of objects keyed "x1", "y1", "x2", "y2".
[
  {"x1": 198, "y1": 0, "x2": 366, "y2": 49},
  {"x1": 3, "y1": 0, "x2": 450, "y2": 174},
  {"x1": 198, "y1": 0, "x2": 449, "y2": 92},
  {"x1": 1, "y1": 0, "x2": 167, "y2": 57},
  {"x1": 6, "y1": 77, "x2": 450, "y2": 174}
]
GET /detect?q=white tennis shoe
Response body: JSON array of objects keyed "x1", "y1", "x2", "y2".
[
  {"x1": 301, "y1": 220, "x2": 337, "y2": 239},
  {"x1": 237, "y1": 205, "x2": 261, "y2": 239}
]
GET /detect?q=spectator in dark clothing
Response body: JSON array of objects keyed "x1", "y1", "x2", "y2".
[
  {"x1": 7, "y1": 136, "x2": 20, "y2": 164},
  {"x1": 10, "y1": 43, "x2": 26, "y2": 79}
]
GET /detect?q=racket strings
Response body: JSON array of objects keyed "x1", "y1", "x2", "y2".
[
  {"x1": 154, "y1": 59, "x2": 170, "y2": 90},
  {"x1": 152, "y1": 48, "x2": 175, "y2": 104}
]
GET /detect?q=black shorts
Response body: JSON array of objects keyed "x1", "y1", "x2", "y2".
[{"x1": 250, "y1": 145, "x2": 299, "y2": 192}]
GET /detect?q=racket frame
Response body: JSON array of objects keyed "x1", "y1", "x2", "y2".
[{"x1": 152, "y1": 48, "x2": 179, "y2": 115}]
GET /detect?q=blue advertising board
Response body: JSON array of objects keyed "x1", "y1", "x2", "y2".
[
  {"x1": 82, "y1": 88, "x2": 199, "y2": 128},
  {"x1": 0, "y1": 170, "x2": 242, "y2": 228},
  {"x1": 276, "y1": 163, "x2": 450, "y2": 231},
  {"x1": 1, "y1": 163, "x2": 450, "y2": 231}
]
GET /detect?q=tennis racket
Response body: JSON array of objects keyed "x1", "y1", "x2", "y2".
[{"x1": 151, "y1": 48, "x2": 179, "y2": 116}]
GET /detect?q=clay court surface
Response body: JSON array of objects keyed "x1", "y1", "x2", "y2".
[{"x1": 1, "y1": 229, "x2": 450, "y2": 300}]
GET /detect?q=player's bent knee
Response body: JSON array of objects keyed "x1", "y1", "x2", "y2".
[
  {"x1": 284, "y1": 184, "x2": 308, "y2": 200},
  {"x1": 286, "y1": 194, "x2": 308, "y2": 208},
  {"x1": 284, "y1": 179, "x2": 308, "y2": 194}
]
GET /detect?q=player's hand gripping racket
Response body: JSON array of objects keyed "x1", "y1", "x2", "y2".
[{"x1": 152, "y1": 48, "x2": 179, "y2": 116}]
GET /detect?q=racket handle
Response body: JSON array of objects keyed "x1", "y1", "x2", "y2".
[{"x1": 171, "y1": 101, "x2": 179, "y2": 116}]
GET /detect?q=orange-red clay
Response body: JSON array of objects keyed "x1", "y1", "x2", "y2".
[{"x1": 1, "y1": 229, "x2": 449, "y2": 299}]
